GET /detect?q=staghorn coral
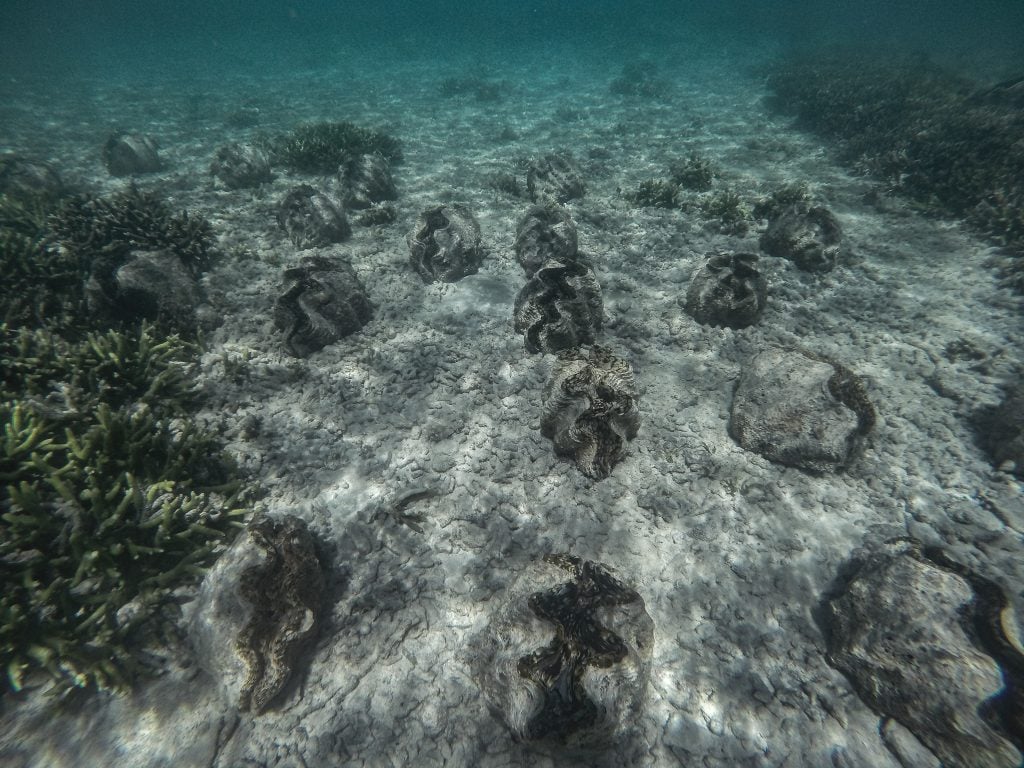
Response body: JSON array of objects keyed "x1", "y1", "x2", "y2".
[
  {"x1": 0, "y1": 323, "x2": 247, "y2": 696},
  {"x1": 272, "y1": 121, "x2": 402, "y2": 174},
  {"x1": 625, "y1": 179, "x2": 680, "y2": 209},
  {"x1": 540, "y1": 345, "x2": 640, "y2": 479},
  {"x1": 669, "y1": 152, "x2": 717, "y2": 192}
]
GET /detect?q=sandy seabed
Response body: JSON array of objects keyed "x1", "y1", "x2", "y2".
[{"x1": 2, "y1": 49, "x2": 1022, "y2": 767}]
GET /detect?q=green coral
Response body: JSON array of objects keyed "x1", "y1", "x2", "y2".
[
  {"x1": 669, "y1": 153, "x2": 717, "y2": 192},
  {"x1": 0, "y1": 189, "x2": 84, "y2": 331},
  {"x1": 625, "y1": 179, "x2": 680, "y2": 209},
  {"x1": 273, "y1": 121, "x2": 403, "y2": 173},
  {"x1": 699, "y1": 188, "x2": 750, "y2": 224},
  {"x1": 765, "y1": 52, "x2": 1024, "y2": 286},
  {"x1": 1, "y1": 323, "x2": 247, "y2": 696},
  {"x1": 753, "y1": 182, "x2": 812, "y2": 221},
  {"x1": 51, "y1": 185, "x2": 215, "y2": 279}
]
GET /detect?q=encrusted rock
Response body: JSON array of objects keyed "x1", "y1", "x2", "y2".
[
  {"x1": 274, "y1": 255, "x2": 374, "y2": 357},
  {"x1": 729, "y1": 348, "x2": 874, "y2": 472},
  {"x1": 541, "y1": 345, "x2": 640, "y2": 479},
  {"x1": 354, "y1": 202, "x2": 397, "y2": 227},
  {"x1": 513, "y1": 258, "x2": 603, "y2": 354},
  {"x1": 210, "y1": 143, "x2": 273, "y2": 189},
  {"x1": 527, "y1": 154, "x2": 586, "y2": 204},
  {"x1": 102, "y1": 132, "x2": 162, "y2": 176},
  {"x1": 684, "y1": 251, "x2": 768, "y2": 328},
  {"x1": 337, "y1": 153, "x2": 398, "y2": 209},
  {"x1": 86, "y1": 248, "x2": 204, "y2": 333},
  {"x1": 822, "y1": 541, "x2": 1023, "y2": 768},
  {"x1": 277, "y1": 185, "x2": 351, "y2": 248},
  {"x1": 407, "y1": 203, "x2": 484, "y2": 283},
  {"x1": 514, "y1": 203, "x2": 579, "y2": 278},
  {"x1": 471, "y1": 554, "x2": 653, "y2": 751},
  {"x1": 760, "y1": 203, "x2": 843, "y2": 272},
  {"x1": 188, "y1": 515, "x2": 325, "y2": 714}
]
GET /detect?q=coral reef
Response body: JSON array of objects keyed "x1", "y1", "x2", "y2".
[
  {"x1": 752, "y1": 182, "x2": 812, "y2": 222},
  {"x1": 276, "y1": 185, "x2": 351, "y2": 249},
  {"x1": 52, "y1": 185, "x2": 215, "y2": 278},
  {"x1": 472, "y1": 554, "x2": 653, "y2": 750},
  {"x1": 407, "y1": 204, "x2": 484, "y2": 283},
  {"x1": 729, "y1": 348, "x2": 874, "y2": 472},
  {"x1": 336, "y1": 153, "x2": 398, "y2": 210},
  {"x1": 760, "y1": 203, "x2": 843, "y2": 272},
  {"x1": 1, "y1": 323, "x2": 247, "y2": 695},
  {"x1": 684, "y1": 251, "x2": 768, "y2": 329},
  {"x1": 272, "y1": 121, "x2": 403, "y2": 174},
  {"x1": 0, "y1": 153, "x2": 64, "y2": 198},
  {"x1": 821, "y1": 540, "x2": 1023, "y2": 768},
  {"x1": 513, "y1": 258, "x2": 603, "y2": 354},
  {"x1": 527, "y1": 154, "x2": 585, "y2": 205},
  {"x1": 765, "y1": 53, "x2": 1024, "y2": 285},
  {"x1": 102, "y1": 132, "x2": 162, "y2": 176},
  {"x1": 210, "y1": 143, "x2": 273, "y2": 189},
  {"x1": 625, "y1": 179, "x2": 680, "y2": 209},
  {"x1": 669, "y1": 153, "x2": 717, "y2": 192},
  {"x1": 698, "y1": 188, "x2": 751, "y2": 234},
  {"x1": 513, "y1": 203, "x2": 578, "y2": 278},
  {"x1": 540, "y1": 346, "x2": 640, "y2": 479},
  {"x1": 274, "y1": 255, "x2": 374, "y2": 357}
]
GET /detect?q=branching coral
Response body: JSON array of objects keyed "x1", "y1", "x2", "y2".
[
  {"x1": 272, "y1": 121, "x2": 403, "y2": 173},
  {"x1": 1, "y1": 323, "x2": 247, "y2": 696}
]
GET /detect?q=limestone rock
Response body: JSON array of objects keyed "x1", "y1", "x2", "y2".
[
  {"x1": 513, "y1": 258, "x2": 603, "y2": 354},
  {"x1": 408, "y1": 203, "x2": 484, "y2": 283},
  {"x1": 210, "y1": 143, "x2": 273, "y2": 189},
  {"x1": 337, "y1": 153, "x2": 398, "y2": 210},
  {"x1": 540, "y1": 345, "x2": 640, "y2": 479},
  {"x1": 729, "y1": 348, "x2": 874, "y2": 472},
  {"x1": 102, "y1": 132, "x2": 162, "y2": 176},
  {"x1": 274, "y1": 255, "x2": 374, "y2": 357},
  {"x1": 277, "y1": 185, "x2": 351, "y2": 249},
  {"x1": 188, "y1": 515, "x2": 325, "y2": 715},
  {"x1": 527, "y1": 153, "x2": 585, "y2": 204},
  {"x1": 760, "y1": 203, "x2": 843, "y2": 272},
  {"x1": 471, "y1": 554, "x2": 653, "y2": 751},
  {"x1": 822, "y1": 542, "x2": 1023, "y2": 768},
  {"x1": 684, "y1": 251, "x2": 768, "y2": 329},
  {"x1": 514, "y1": 203, "x2": 579, "y2": 278}
]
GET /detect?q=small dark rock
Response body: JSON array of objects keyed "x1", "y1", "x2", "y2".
[
  {"x1": 210, "y1": 143, "x2": 273, "y2": 189},
  {"x1": 103, "y1": 132, "x2": 162, "y2": 176},
  {"x1": 277, "y1": 185, "x2": 351, "y2": 249}
]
